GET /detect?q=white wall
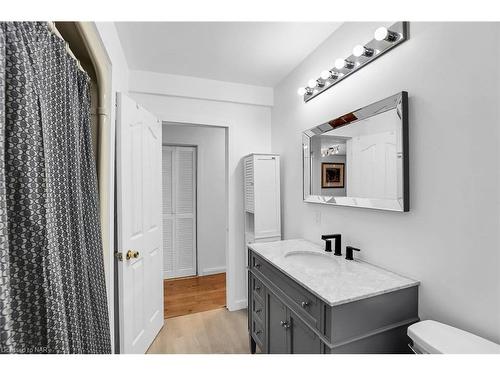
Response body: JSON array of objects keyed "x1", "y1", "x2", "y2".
[
  {"x1": 272, "y1": 22, "x2": 500, "y2": 342},
  {"x1": 94, "y1": 21, "x2": 130, "y2": 351},
  {"x1": 130, "y1": 76, "x2": 272, "y2": 310},
  {"x1": 95, "y1": 23, "x2": 129, "y2": 95},
  {"x1": 163, "y1": 123, "x2": 227, "y2": 275},
  {"x1": 130, "y1": 70, "x2": 273, "y2": 107}
]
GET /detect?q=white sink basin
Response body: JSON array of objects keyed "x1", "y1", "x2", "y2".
[{"x1": 283, "y1": 250, "x2": 339, "y2": 271}]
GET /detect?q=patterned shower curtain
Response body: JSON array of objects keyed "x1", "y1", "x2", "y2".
[{"x1": 0, "y1": 22, "x2": 111, "y2": 354}]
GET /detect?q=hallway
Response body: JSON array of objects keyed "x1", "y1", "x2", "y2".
[{"x1": 164, "y1": 273, "x2": 226, "y2": 318}]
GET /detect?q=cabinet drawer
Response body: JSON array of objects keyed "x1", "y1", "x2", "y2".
[
  {"x1": 250, "y1": 251, "x2": 322, "y2": 329},
  {"x1": 252, "y1": 296, "x2": 265, "y2": 322},
  {"x1": 252, "y1": 318, "x2": 265, "y2": 349},
  {"x1": 250, "y1": 273, "x2": 265, "y2": 300}
]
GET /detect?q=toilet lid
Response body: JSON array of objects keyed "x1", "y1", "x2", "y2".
[{"x1": 408, "y1": 320, "x2": 500, "y2": 354}]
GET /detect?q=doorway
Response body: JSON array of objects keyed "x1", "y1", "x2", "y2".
[{"x1": 162, "y1": 123, "x2": 228, "y2": 319}]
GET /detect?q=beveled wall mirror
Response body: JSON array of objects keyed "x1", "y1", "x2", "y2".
[{"x1": 302, "y1": 91, "x2": 409, "y2": 212}]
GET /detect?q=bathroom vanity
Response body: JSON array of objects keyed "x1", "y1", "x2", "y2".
[{"x1": 247, "y1": 239, "x2": 419, "y2": 354}]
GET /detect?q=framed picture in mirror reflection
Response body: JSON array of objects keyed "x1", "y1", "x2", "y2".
[{"x1": 321, "y1": 163, "x2": 345, "y2": 189}]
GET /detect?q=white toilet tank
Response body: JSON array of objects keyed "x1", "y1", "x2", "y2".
[{"x1": 408, "y1": 320, "x2": 500, "y2": 354}]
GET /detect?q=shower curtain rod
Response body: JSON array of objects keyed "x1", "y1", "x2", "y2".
[{"x1": 47, "y1": 22, "x2": 86, "y2": 73}]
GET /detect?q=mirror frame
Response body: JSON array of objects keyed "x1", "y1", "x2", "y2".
[{"x1": 302, "y1": 91, "x2": 409, "y2": 212}]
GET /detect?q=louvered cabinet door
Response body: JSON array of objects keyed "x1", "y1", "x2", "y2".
[{"x1": 244, "y1": 156, "x2": 254, "y2": 213}]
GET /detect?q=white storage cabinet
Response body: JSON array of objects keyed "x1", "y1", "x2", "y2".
[{"x1": 243, "y1": 154, "x2": 281, "y2": 247}]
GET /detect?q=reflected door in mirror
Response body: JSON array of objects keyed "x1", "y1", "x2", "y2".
[{"x1": 302, "y1": 91, "x2": 408, "y2": 212}]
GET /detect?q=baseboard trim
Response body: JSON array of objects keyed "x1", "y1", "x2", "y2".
[
  {"x1": 200, "y1": 266, "x2": 226, "y2": 276},
  {"x1": 228, "y1": 298, "x2": 247, "y2": 311},
  {"x1": 164, "y1": 270, "x2": 196, "y2": 279}
]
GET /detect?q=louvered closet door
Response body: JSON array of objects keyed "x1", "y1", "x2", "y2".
[
  {"x1": 162, "y1": 146, "x2": 197, "y2": 279},
  {"x1": 162, "y1": 146, "x2": 175, "y2": 278},
  {"x1": 174, "y1": 147, "x2": 196, "y2": 277}
]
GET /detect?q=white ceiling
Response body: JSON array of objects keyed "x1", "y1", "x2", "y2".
[{"x1": 115, "y1": 22, "x2": 341, "y2": 87}]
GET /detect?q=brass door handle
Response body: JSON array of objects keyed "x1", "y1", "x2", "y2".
[{"x1": 126, "y1": 250, "x2": 140, "y2": 260}]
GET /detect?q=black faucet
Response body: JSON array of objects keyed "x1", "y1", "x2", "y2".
[
  {"x1": 345, "y1": 246, "x2": 360, "y2": 260},
  {"x1": 321, "y1": 234, "x2": 342, "y2": 256}
]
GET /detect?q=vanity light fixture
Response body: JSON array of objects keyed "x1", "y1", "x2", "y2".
[
  {"x1": 320, "y1": 70, "x2": 331, "y2": 80},
  {"x1": 321, "y1": 145, "x2": 341, "y2": 157},
  {"x1": 374, "y1": 26, "x2": 399, "y2": 42},
  {"x1": 297, "y1": 87, "x2": 307, "y2": 96},
  {"x1": 297, "y1": 21, "x2": 409, "y2": 102},
  {"x1": 352, "y1": 45, "x2": 374, "y2": 57},
  {"x1": 334, "y1": 58, "x2": 354, "y2": 70},
  {"x1": 320, "y1": 70, "x2": 339, "y2": 81},
  {"x1": 334, "y1": 58, "x2": 344, "y2": 70}
]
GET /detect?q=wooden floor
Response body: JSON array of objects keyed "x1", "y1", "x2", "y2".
[
  {"x1": 147, "y1": 308, "x2": 250, "y2": 354},
  {"x1": 164, "y1": 273, "x2": 226, "y2": 319}
]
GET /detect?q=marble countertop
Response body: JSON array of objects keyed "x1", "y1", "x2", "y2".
[{"x1": 248, "y1": 239, "x2": 419, "y2": 307}]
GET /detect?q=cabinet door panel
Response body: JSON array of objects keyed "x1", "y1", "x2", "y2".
[
  {"x1": 254, "y1": 156, "x2": 280, "y2": 238},
  {"x1": 288, "y1": 310, "x2": 322, "y2": 354},
  {"x1": 266, "y1": 290, "x2": 287, "y2": 354}
]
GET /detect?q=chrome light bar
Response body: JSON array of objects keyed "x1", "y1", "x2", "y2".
[{"x1": 299, "y1": 22, "x2": 409, "y2": 103}]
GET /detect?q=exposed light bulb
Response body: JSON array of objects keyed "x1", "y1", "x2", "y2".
[
  {"x1": 374, "y1": 26, "x2": 398, "y2": 42},
  {"x1": 307, "y1": 79, "x2": 317, "y2": 88},
  {"x1": 352, "y1": 45, "x2": 365, "y2": 57},
  {"x1": 297, "y1": 87, "x2": 306, "y2": 96},
  {"x1": 374, "y1": 27, "x2": 388, "y2": 41},
  {"x1": 320, "y1": 70, "x2": 331, "y2": 80},
  {"x1": 334, "y1": 58, "x2": 345, "y2": 69}
]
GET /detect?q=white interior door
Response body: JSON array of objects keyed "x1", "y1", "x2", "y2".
[
  {"x1": 116, "y1": 93, "x2": 163, "y2": 354},
  {"x1": 162, "y1": 146, "x2": 197, "y2": 279},
  {"x1": 348, "y1": 131, "x2": 398, "y2": 199}
]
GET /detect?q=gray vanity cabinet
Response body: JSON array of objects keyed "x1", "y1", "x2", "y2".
[
  {"x1": 266, "y1": 290, "x2": 288, "y2": 353},
  {"x1": 248, "y1": 248, "x2": 419, "y2": 354},
  {"x1": 264, "y1": 288, "x2": 321, "y2": 354},
  {"x1": 287, "y1": 309, "x2": 322, "y2": 353},
  {"x1": 248, "y1": 249, "x2": 324, "y2": 354}
]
